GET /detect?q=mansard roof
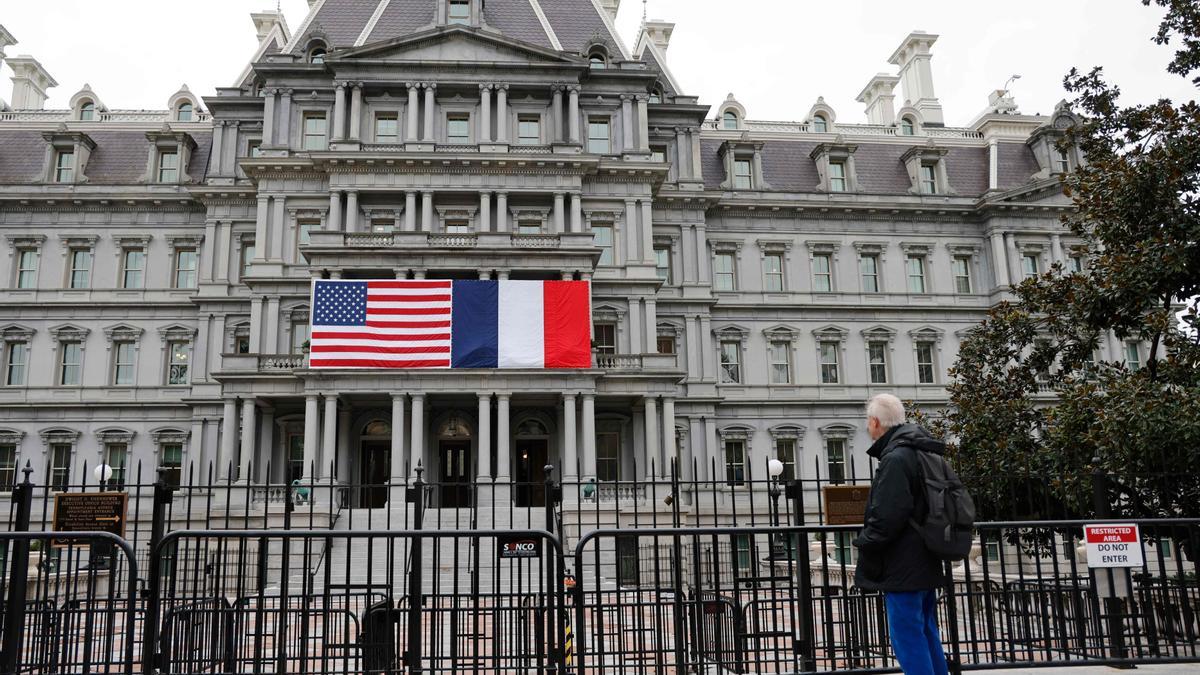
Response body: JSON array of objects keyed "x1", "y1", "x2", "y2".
[
  {"x1": 0, "y1": 128, "x2": 211, "y2": 185},
  {"x1": 335, "y1": 24, "x2": 581, "y2": 65}
]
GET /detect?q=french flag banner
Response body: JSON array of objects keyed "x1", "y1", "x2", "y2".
[{"x1": 309, "y1": 279, "x2": 591, "y2": 370}]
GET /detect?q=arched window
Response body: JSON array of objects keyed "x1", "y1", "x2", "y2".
[
  {"x1": 176, "y1": 103, "x2": 193, "y2": 122},
  {"x1": 722, "y1": 111, "x2": 738, "y2": 130},
  {"x1": 309, "y1": 48, "x2": 326, "y2": 65},
  {"x1": 649, "y1": 89, "x2": 662, "y2": 104},
  {"x1": 812, "y1": 115, "x2": 828, "y2": 133},
  {"x1": 438, "y1": 414, "x2": 472, "y2": 439},
  {"x1": 516, "y1": 419, "x2": 549, "y2": 437},
  {"x1": 79, "y1": 102, "x2": 96, "y2": 122},
  {"x1": 363, "y1": 420, "x2": 392, "y2": 437},
  {"x1": 900, "y1": 117, "x2": 915, "y2": 136},
  {"x1": 589, "y1": 52, "x2": 607, "y2": 70}
]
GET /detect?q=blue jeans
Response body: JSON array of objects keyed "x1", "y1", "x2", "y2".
[{"x1": 884, "y1": 590, "x2": 949, "y2": 675}]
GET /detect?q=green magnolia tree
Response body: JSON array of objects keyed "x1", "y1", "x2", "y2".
[{"x1": 927, "y1": 1, "x2": 1200, "y2": 534}]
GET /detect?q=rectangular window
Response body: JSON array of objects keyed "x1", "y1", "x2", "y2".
[
  {"x1": 291, "y1": 321, "x2": 310, "y2": 354},
  {"x1": 820, "y1": 341, "x2": 840, "y2": 384},
  {"x1": 158, "y1": 151, "x2": 179, "y2": 183},
  {"x1": 297, "y1": 219, "x2": 319, "y2": 247},
  {"x1": 1022, "y1": 254, "x2": 1040, "y2": 280},
  {"x1": 0, "y1": 445, "x2": 15, "y2": 491},
  {"x1": 174, "y1": 249, "x2": 198, "y2": 289},
  {"x1": 288, "y1": 434, "x2": 304, "y2": 484},
  {"x1": 587, "y1": 117, "x2": 610, "y2": 154},
  {"x1": 812, "y1": 254, "x2": 833, "y2": 292},
  {"x1": 953, "y1": 256, "x2": 973, "y2": 294},
  {"x1": 1056, "y1": 150, "x2": 1071, "y2": 174},
  {"x1": 5, "y1": 342, "x2": 28, "y2": 386},
  {"x1": 59, "y1": 342, "x2": 82, "y2": 386},
  {"x1": 769, "y1": 340, "x2": 792, "y2": 384},
  {"x1": 517, "y1": 220, "x2": 541, "y2": 235},
  {"x1": 984, "y1": 537, "x2": 1002, "y2": 563},
  {"x1": 829, "y1": 161, "x2": 847, "y2": 192},
  {"x1": 374, "y1": 113, "x2": 399, "y2": 144},
  {"x1": 1069, "y1": 255, "x2": 1084, "y2": 273},
  {"x1": 248, "y1": 140, "x2": 263, "y2": 158},
  {"x1": 657, "y1": 335, "x2": 676, "y2": 355},
  {"x1": 725, "y1": 440, "x2": 746, "y2": 486},
  {"x1": 235, "y1": 335, "x2": 251, "y2": 354},
  {"x1": 593, "y1": 224, "x2": 614, "y2": 265},
  {"x1": 650, "y1": 146, "x2": 666, "y2": 163},
  {"x1": 763, "y1": 253, "x2": 784, "y2": 292},
  {"x1": 122, "y1": 248, "x2": 145, "y2": 289},
  {"x1": 303, "y1": 113, "x2": 328, "y2": 151},
  {"x1": 55, "y1": 150, "x2": 75, "y2": 183},
  {"x1": 920, "y1": 164, "x2": 937, "y2": 194},
  {"x1": 826, "y1": 438, "x2": 846, "y2": 485},
  {"x1": 593, "y1": 323, "x2": 616, "y2": 355},
  {"x1": 916, "y1": 343, "x2": 937, "y2": 384},
  {"x1": 616, "y1": 536, "x2": 639, "y2": 586},
  {"x1": 733, "y1": 159, "x2": 753, "y2": 190},
  {"x1": 597, "y1": 431, "x2": 620, "y2": 482},
  {"x1": 16, "y1": 249, "x2": 38, "y2": 289},
  {"x1": 161, "y1": 443, "x2": 183, "y2": 488},
  {"x1": 49, "y1": 444, "x2": 71, "y2": 492},
  {"x1": 448, "y1": 0, "x2": 470, "y2": 24},
  {"x1": 655, "y1": 246, "x2": 672, "y2": 284},
  {"x1": 444, "y1": 220, "x2": 471, "y2": 234},
  {"x1": 446, "y1": 115, "x2": 470, "y2": 144},
  {"x1": 1125, "y1": 342, "x2": 1141, "y2": 371},
  {"x1": 720, "y1": 341, "x2": 742, "y2": 384},
  {"x1": 775, "y1": 439, "x2": 796, "y2": 481},
  {"x1": 714, "y1": 253, "x2": 736, "y2": 291},
  {"x1": 113, "y1": 341, "x2": 135, "y2": 386},
  {"x1": 906, "y1": 255, "x2": 927, "y2": 293},
  {"x1": 869, "y1": 341, "x2": 889, "y2": 385},
  {"x1": 860, "y1": 254, "x2": 879, "y2": 293},
  {"x1": 167, "y1": 341, "x2": 190, "y2": 385},
  {"x1": 68, "y1": 249, "x2": 91, "y2": 289},
  {"x1": 104, "y1": 443, "x2": 128, "y2": 489},
  {"x1": 241, "y1": 240, "x2": 256, "y2": 278},
  {"x1": 834, "y1": 532, "x2": 854, "y2": 564},
  {"x1": 517, "y1": 116, "x2": 541, "y2": 145},
  {"x1": 733, "y1": 534, "x2": 753, "y2": 571}
]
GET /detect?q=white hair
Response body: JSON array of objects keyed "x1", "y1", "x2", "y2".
[{"x1": 866, "y1": 393, "x2": 906, "y2": 429}]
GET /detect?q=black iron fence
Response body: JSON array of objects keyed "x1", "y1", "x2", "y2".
[{"x1": 0, "y1": 466, "x2": 1196, "y2": 673}]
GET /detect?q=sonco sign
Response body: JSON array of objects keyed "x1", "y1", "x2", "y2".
[{"x1": 498, "y1": 535, "x2": 543, "y2": 559}]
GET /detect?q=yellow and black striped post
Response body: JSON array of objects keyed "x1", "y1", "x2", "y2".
[{"x1": 564, "y1": 616, "x2": 574, "y2": 666}]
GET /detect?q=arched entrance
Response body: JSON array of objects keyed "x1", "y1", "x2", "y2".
[
  {"x1": 514, "y1": 416, "x2": 551, "y2": 507},
  {"x1": 359, "y1": 418, "x2": 391, "y2": 508},
  {"x1": 437, "y1": 412, "x2": 473, "y2": 508}
]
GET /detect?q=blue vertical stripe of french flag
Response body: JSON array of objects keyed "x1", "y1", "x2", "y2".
[{"x1": 451, "y1": 280, "x2": 592, "y2": 369}]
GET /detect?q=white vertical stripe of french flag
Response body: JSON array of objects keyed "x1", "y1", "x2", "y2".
[{"x1": 498, "y1": 281, "x2": 545, "y2": 368}]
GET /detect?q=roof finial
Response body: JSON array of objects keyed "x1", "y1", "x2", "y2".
[{"x1": 643, "y1": 0, "x2": 648, "y2": 21}]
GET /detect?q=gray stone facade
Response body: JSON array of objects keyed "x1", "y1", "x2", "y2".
[{"x1": 0, "y1": 2, "x2": 1136, "y2": 515}]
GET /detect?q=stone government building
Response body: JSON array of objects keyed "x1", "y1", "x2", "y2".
[{"x1": 0, "y1": 1, "x2": 1127, "y2": 515}]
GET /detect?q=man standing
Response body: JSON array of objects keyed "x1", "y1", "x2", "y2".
[{"x1": 854, "y1": 393, "x2": 949, "y2": 675}]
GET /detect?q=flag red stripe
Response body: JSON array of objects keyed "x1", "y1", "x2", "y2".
[
  {"x1": 367, "y1": 281, "x2": 452, "y2": 289},
  {"x1": 312, "y1": 331, "x2": 451, "y2": 341},
  {"x1": 310, "y1": 344, "x2": 450, "y2": 355},
  {"x1": 368, "y1": 307, "x2": 452, "y2": 316},
  {"x1": 367, "y1": 294, "x2": 452, "y2": 303},
  {"x1": 366, "y1": 320, "x2": 452, "y2": 329},
  {"x1": 309, "y1": 358, "x2": 451, "y2": 368},
  {"x1": 543, "y1": 281, "x2": 592, "y2": 368}
]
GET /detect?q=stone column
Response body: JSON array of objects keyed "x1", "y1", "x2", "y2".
[
  {"x1": 496, "y1": 394, "x2": 511, "y2": 481},
  {"x1": 349, "y1": 83, "x2": 363, "y2": 141},
  {"x1": 641, "y1": 199, "x2": 654, "y2": 264},
  {"x1": 675, "y1": 127, "x2": 690, "y2": 179},
  {"x1": 644, "y1": 298, "x2": 657, "y2": 353},
  {"x1": 219, "y1": 398, "x2": 238, "y2": 481},
  {"x1": 406, "y1": 83, "x2": 421, "y2": 142},
  {"x1": 270, "y1": 196, "x2": 286, "y2": 260},
  {"x1": 990, "y1": 231, "x2": 1009, "y2": 287},
  {"x1": 479, "y1": 84, "x2": 492, "y2": 143},
  {"x1": 304, "y1": 394, "x2": 319, "y2": 479},
  {"x1": 262, "y1": 89, "x2": 277, "y2": 147},
  {"x1": 278, "y1": 89, "x2": 293, "y2": 148},
  {"x1": 224, "y1": 120, "x2": 240, "y2": 173},
  {"x1": 553, "y1": 192, "x2": 565, "y2": 233},
  {"x1": 624, "y1": 199, "x2": 638, "y2": 264},
  {"x1": 422, "y1": 192, "x2": 434, "y2": 232},
  {"x1": 423, "y1": 83, "x2": 437, "y2": 142},
  {"x1": 661, "y1": 397, "x2": 676, "y2": 475},
  {"x1": 690, "y1": 129, "x2": 703, "y2": 179},
  {"x1": 621, "y1": 95, "x2": 634, "y2": 152},
  {"x1": 568, "y1": 86, "x2": 581, "y2": 144},
  {"x1": 328, "y1": 191, "x2": 342, "y2": 231},
  {"x1": 211, "y1": 122, "x2": 225, "y2": 176},
  {"x1": 249, "y1": 298, "x2": 264, "y2": 352},
  {"x1": 1051, "y1": 234, "x2": 1065, "y2": 266},
  {"x1": 253, "y1": 196, "x2": 270, "y2": 261},
  {"x1": 391, "y1": 394, "x2": 407, "y2": 481},
  {"x1": 410, "y1": 393, "x2": 425, "y2": 478},
  {"x1": 239, "y1": 399, "x2": 257, "y2": 482},
  {"x1": 637, "y1": 94, "x2": 650, "y2": 153},
  {"x1": 332, "y1": 82, "x2": 347, "y2": 142},
  {"x1": 496, "y1": 84, "x2": 509, "y2": 143},
  {"x1": 704, "y1": 417, "x2": 719, "y2": 482},
  {"x1": 405, "y1": 192, "x2": 417, "y2": 232},
  {"x1": 322, "y1": 395, "x2": 338, "y2": 479},
  {"x1": 569, "y1": 193, "x2": 582, "y2": 234},
  {"x1": 581, "y1": 394, "x2": 596, "y2": 481},
  {"x1": 1005, "y1": 233, "x2": 1021, "y2": 285},
  {"x1": 552, "y1": 86, "x2": 564, "y2": 143},
  {"x1": 643, "y1": 397, "x2": 659, "y2": 479},
  {"x1": 345, "y1": 191, "x2": 359, "y2": 233},
  {"x1": 496, "y1": 192, "x2": 508, "y2": 232},
  {"x1": 480, "y1": 191, "x2": 492, "y2": 233},
  {"x1": 477, "y1": 394, "x2": 492, "y2": 480},
  {"x1": 563, "y1": 394, "x2": 578, "y2": 481},
  {"x1": 264, "y1": 296, "x2": 280, "y2": 353}
]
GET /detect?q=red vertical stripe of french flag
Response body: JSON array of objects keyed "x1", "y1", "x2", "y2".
[{"x1": 450, "y1": 280, "x2": 592, "y2": 369}]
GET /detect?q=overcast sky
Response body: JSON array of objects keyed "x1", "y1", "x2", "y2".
[{"x1": 0, "y1": 0, "x2": 1194, "y2": 121}]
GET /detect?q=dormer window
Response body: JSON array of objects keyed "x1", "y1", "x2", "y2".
[
  {"x1": 649, "y1": 87, "x2": 662, "y2": 104},
  {"x1": 810, "y1": 142, "x2": 858, "y2": 194},
  {"x1": 829, "y1": 162, "x2": 847, "y2": 192},
  {"x1": 723, "y1": 112, "x2": 738, "y2": 130},
  {"x1": 589, "y1": 52, "x2": 608, "y2": 70},
  {"x1": 55, "y1": 150, "x2": 75, "y2": 183},
  {"x1": 176, "y1": 103, "x2": 193, "y2": 122},
  {"x1": 919, "y1": 163, "x2": 937, "y2": 194},
  {"x1": 144, "y1": 128, "x2": 197, "y2": 185},
  {"x1": 1055, "y1": 148, "x2": 1071, "y2": 174},
  {"x1": 449, "y1": 0, "x2": 470, "y2": 24},
  {"x1": 43, "y1": 130, "x2": 96, "y2": 185},
  {"x1": 733, "y1": 159, "x2": 753, "y2": 190},
  {"x1": 158, "y1": 151, "x2": 179, "y2": 183},
  {"x1": 902, "y1": 145, "x2": 952, "y2": 196},
  {"x1": 812, "y1": 115, "x2": 828, "y2": 133},
  {"x1": 79, "y1": 102, "x2": 95, "y2": 122},
  {"x1": 309, "y1": 48, "x2": 326, "y2": 64},
  {"x1": 900, "y1": 117, "x2": 916, "y2": 136}
]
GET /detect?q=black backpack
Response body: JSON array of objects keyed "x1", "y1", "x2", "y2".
[{"x1": 909, "y1": 450, "x2": 976, "y2": 561}]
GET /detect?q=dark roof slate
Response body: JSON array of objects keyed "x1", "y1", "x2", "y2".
[
  {"x1": 0, "y1": 131, "x2": 49, "y2": 184},
  {"x1": 0, "y1": 129, "x2": 211, "y2": 186},
  {"x1": 367, "y1": 0, "x2": 436, "y2": 44},
  {"x1": 534, "y1": 0, "x2": 619, "y2": 55},
  {"x1": 484, "y1": 0, "x2": 554, "y2": 49},
  {"x1": 305, "y1": 0, "x2": 382, "y2": 50},
  {"x1": 997, "y1": 142, "x2": 1040, "y2": 190},
  {"x1": 639, "y1": 47, "x2": 677, "y2": 96}
]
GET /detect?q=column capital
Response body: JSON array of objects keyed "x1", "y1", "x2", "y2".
[
  {"x1": 424, "y1": 82, "x2": 437, "y2": 91},
  {"x1": 333, "y1": 82, "x2": 348, "y2": 91},
  {"x1": 479, "y1": 189, "x2": 493, "y2": 196},
  {"x1": 496, "y1": 190, "x2": 509, "y2": 197},
  {"x1": 554, "y1": 191, "x2": 566, "y2": 198},
  {"x1": 280, "y1": 88, "x2": 294, "y2": 97},
  {"x1": 422, "y1": 190, "x2": 434, "y2": 198},
  {"x1": 563, "y1": 392, "x2": 578, "y2": 402},
  {"x1": 391, "y1": 392, "x2": 407, "y2": 401},
  {"x1": 635, "y1": 93, "x2": 650, "y2": 102},
  {"x1": 495, "y1": 83, "x2": 509, "y2": 91},
  {"x1": 479, "y1": 83, "x2": 493, "y2": 91},
  {"x1": 567, "y1": 85, "x2": 581, "y2": 94},
  {"x1": 496, "y1": 392, "x2": 511, "y2": 401},
  {"x1": 620, "y1": 94, "x2": 634, "y2": 102},
  {"x1": 406, "y1": 82, "x2": 419, "y2": 91}
]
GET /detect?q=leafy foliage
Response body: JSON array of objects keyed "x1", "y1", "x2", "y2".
[{"x1": 926, "y1": 1, "x2": 1200, "y2": 530}]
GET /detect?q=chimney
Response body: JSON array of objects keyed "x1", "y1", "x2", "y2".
[
  {"x1": 856, "y1": 73, "x2": 900, "y2": 126},
  {"x1": 7, "y1": 56, "x2": 57, "y2": 111},
  {"x1": 642, "y1": 20, "x2": 674, "y2": 54},
  {"x1": 888, "y1": 31, "x2": 944, "y2": 126},
  {"x1": 598, "y1": 0, "x2": 620, "y2": 20},
  {"x1": 250, "y1": 10, "x2": 288, "y2": 42}
]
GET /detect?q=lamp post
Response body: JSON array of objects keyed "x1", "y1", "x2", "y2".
[
  {"x1": 91, "y1": 463, "x2": 115, "y2": 569},
  {"x1": 767, "y1": 459, "x2": 786, "y2": 559},
  {"x1": 93, "y1": 463, "x2": 113, "y2": 491}
]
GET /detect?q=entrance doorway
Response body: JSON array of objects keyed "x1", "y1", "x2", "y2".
[
  {"x1": 515, "y1": 438, "x2": 548, "y2": 507},
  {"x1": 439, "y1": 440, "x2": 472, "y2": 508},
  {"x1": 359, "y1": 441, "x2": 390, "y2": 508}
]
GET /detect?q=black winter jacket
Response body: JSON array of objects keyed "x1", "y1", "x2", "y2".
[{"x1": 852, "y1": 424, "x2": 949, "y2": 592}]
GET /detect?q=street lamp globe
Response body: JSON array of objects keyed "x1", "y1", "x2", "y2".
[
  {"x1": 768, "y1": 459, "x2": 784, "y2": 479},
  {"x1": 94, "y1": 463, "x2": 113, "y2": 484}
]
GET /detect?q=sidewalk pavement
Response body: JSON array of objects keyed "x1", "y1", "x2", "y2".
[{"x1": 969, "y1": 666, "x2": 1199, "y2": 675}]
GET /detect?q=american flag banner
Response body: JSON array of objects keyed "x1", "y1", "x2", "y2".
[{"x1": 309, "y1": 279, "x2": 592, "y2": 369}]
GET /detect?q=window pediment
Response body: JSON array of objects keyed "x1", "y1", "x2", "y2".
[
  {"x1": 756, "y1": 239, "x2": 792, "y2": 252},
  {"x1": 5, "y1": 234, "x2": 45, "y2": 249},
  {"x1": 49, "y1": 324, "x2": 89, "y2": 343},
  {"x1": 717, "y1": 425, "x2": 752, "y2": 441},
  {"x1": 166, "y1": 234, "x2": 204, "y2": 250},
  {"x1": 805, "y1": 240, "x2": 841, "y2": 254},
  {"x1": 812, "y1": 325, "x2": 849, "y2": 343},
  {"x1": 763, "y1": 325, "x2": 799, "y2": 342},
  {"x1": 157, "y1": 324, "x2": 197, "y2": 343},
  {"x1": 0, "y1": 324, "x2": 35, "y2": 342},
  {"x1": 769, "y1": 425, "x2": 806, "y2": 440},
  {"x1": 95, "y1": 427, "x2": 135, "y2": 444},
  {"x1": 861, "y1": 325, "x2": 897, "y2": 343},
  {"x1": 57, "y1": 234, "x2": 98, "y2": 249},
  {"x1": 819, "y1": 424, "x2": 854, "y2": 439},
  {"x1": 0, "y1": 429, "x2": 24, "y2": 446},
  {"x1": 909, "y1": 326, "x2": 945, "y2": 344},
  {"x1": 150, "y1": 427, "x2": 190, "y2": 446},
  {"x1": 713, "y1": 325, "x2": 749, "y2": 343},
  {"x1": 103, "y1": 324, "x2": 143, "y2": 343},
  {"x1": 40, "y1": 428, "x2": 81, "y2": 446}
]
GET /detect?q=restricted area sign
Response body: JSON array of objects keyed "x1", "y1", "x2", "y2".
[{"x1": 1083, "y1": 524, "x2": 1143, "y2": 568}]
